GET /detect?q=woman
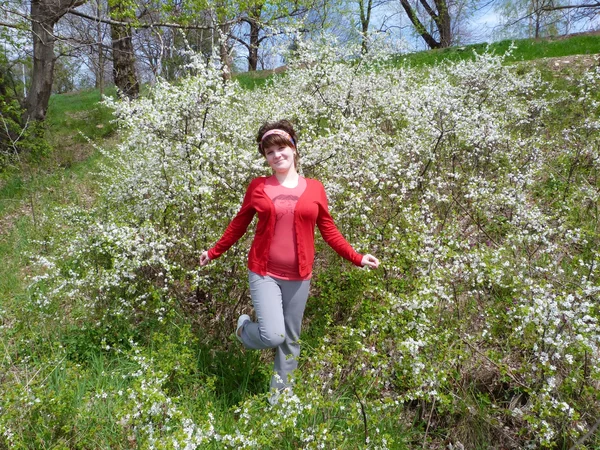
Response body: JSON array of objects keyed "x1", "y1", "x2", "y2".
[{"x1": 199, "y1": 120, "x2": 379, "y2": 403}]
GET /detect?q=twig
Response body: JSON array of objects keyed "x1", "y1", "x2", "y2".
[
  {"x1": 569, "y1": 417, "x2": 600, "y2": 450},
  {"x1": 352, "y1": 387, "x2": 369, "y2": 444},
  {"x1": 460, "y1": 335, "x2": 530, "y2": 390},
  {"x1": 422, "y1": 396, "x2": 436, "y2": 447}
]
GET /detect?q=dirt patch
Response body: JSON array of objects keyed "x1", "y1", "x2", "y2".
[
  {"x1": 0, "y1": 204, "x2": 32, "y2": 237},
  {"x1": 536, "y1": 53, "x2": 600, "y2": 72},
  {"x1": 65, "y1": 110, "x2": 90, "y2": 120}
]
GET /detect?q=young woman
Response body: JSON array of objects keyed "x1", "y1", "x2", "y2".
[{"x1": 199, "y1": 120, "x2": 379, "y2": 403}]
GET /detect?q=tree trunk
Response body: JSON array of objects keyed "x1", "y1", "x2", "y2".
[
  {"x1": 96, "y1": 1, "x2": 105, "y2": 95},
  {"x1": 399, "y1": 0, "x2": 442, "y2": 49},
  {"x1": 434, "y1": 0, "x2": 452, "y2": 47},
  {"x1": 248, "y1": 19, "x2": 260, "y2": 71},
  {"x1": 359, "y1": 0, "x2": 373, "y2": 53},
  {"x1": 247, "y1": 4, "x2": 263, "y2": 72},
  {"x1": 25, "y1": 2, "x2": 60, "y2": 121},
  {"x1": 218, "y1": 24, "x2": 233, "y2": 80},
  {"x1": 109, "y1": 4, "x2": 139, "y2": 99},
  {"x1": 25, "y1": 0, "x2": 87, "y2": 122}
]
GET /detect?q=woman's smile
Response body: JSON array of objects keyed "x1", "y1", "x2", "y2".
[{"x1": 265, "y1": 145, "x2": 295, "y2": 172}]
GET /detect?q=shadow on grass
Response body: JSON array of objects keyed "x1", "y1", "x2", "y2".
[{"x1": 195, "y1": 343, "x2": 271, "y2": 407}]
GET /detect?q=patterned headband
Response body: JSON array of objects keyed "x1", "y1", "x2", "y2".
[{"x1": 260, "y1": 129, "x2": 296, "y2": 147}]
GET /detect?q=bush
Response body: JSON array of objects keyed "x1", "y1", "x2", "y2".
[{"x1": 0, "y1": 60, "x2": 51, "y2": 170}]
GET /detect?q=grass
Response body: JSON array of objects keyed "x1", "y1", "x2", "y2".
[
  {"x1": 0, "y1": 151, "x2": 104, "y2": 299},
  {"x1": 394, "y1": 33, "x2": 600, "y2": 67},
  {"x1": 1, "y1": 86, "x2": 116, "y2": 217},
  {"x1": 0, "y1": 86, "x2": 115, "y2": 306},
  {"x1": 45, "y1": 86, "x2": 118, "y2": 144},
  {"x1": 233, "y1": 70, "x2": 280, "y2": 90}
]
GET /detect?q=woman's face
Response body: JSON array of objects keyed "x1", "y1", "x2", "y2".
[{"x1": 264, "y1": 144, "x2": 295, "y2": 173}]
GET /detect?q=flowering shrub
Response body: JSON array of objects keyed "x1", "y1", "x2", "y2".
[{"x1": 2, "y1": 38, "x2": 599, "y2": 448}]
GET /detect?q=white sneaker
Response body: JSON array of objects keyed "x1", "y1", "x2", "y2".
[
  {"x1": 236, "y1": 314, "x2": 250, "y2": 342},
  {"x1": 268, "y1": 387, "x2": 293, "y2": 405},
  {"x1": 268, "y1": 390, "x2": 279, "y2": 405}
]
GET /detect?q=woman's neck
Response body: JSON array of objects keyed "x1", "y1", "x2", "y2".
[{"x1": 273, "y1": 168, "x2": 299, "y2": 188}]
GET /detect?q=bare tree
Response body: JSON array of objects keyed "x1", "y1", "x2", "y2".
[
  {"x1": 229, "y1": 0, "x2": 311, "y2": 71},
  {"x1": 58, "y1": 0, "x2": 112, "y2": 93},
  {"x1": 398, "y1": 0, "x2": 452, "y2": 48},
  {"x1": 358, "y1": 0, "x2": 374, "y2": 52},
  {"x1": 108, "y1": 1, "x2": 139, "y2": 98},
  {"x1": 495, "y1": 0, "x2": 572, "y2": 39},
  {"x1": 25, "y1": 0, "x2": 86, "y2": 121}
]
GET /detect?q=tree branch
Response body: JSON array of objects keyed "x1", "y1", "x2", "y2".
[
  {"x1": 418, "y1": 0, "x2": 439, "y2": 20},
  {"x1": 0, "y1": 20, "x2": 26, "y2": 29},
  {"x1": 66, "y1": 7, "x2": 236, "y2": 30},
  {"x1": 541, "y1": 2, "x2": 599, "y2": 10}
]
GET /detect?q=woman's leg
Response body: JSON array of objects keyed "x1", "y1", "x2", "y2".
[
  {"x1": 271, "y1": 277, "x2": 311, "y2": 391},
  {"x1": 240, "y1": 272, "x2": 286, "y2": 350},
  {"x1": 240, "y1": 272, "x2": 311, "y2": 391}
]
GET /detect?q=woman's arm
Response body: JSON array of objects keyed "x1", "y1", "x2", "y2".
[
  {"x1": 316, "y1": 182, "x2": 379, "y2": 269},
  {"x1": 200, "y1": 179, "x2": 260, "y2": 265}
]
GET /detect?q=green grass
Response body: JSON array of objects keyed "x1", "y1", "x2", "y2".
[
  {"x1": 1, "y1": 87, "x2": 116, "y2": 219},
  {"x1": 0, "y1": 150, "x2": 104, "y2": 296},
  {"x1": 394, "y1": 33, "x2": 600, "y2": 67},
  {"x1": 0, "y1": 86, "x2": 111, "y2": 298},
  {"x1": 233, "y1": 70, "x2": 280, "y2": 89},
  {"x1": 46, "y1": 86, "x2": 118, "y2": 143}
]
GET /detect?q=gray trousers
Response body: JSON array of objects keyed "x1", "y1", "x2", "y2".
[{"x1": 239, "y1": 271, "x2": 311, "y2": 390}]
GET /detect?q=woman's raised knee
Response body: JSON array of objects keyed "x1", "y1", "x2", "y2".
[{"x1": 259, "y1": 328, "x2": 286, "y2": 347}]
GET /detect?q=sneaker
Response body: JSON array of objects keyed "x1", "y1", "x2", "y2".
[
  {"x1": 236, "y1": 314, "x2": 250, "y2": 342},
  {"x1": 268, "y1": 387, "x2": 293, "y2": 406}
]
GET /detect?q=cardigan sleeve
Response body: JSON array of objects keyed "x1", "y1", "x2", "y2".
[
  {"x1": 315, "y1": 182, "x2": 364, "y2": 267},
  {"x1": 208, "y1": 178, "x2": 260, "y2": 260}
]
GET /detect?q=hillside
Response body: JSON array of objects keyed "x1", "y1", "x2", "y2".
[{"x1": 1, "y1": 37, "x2": 599, "y2": 449}]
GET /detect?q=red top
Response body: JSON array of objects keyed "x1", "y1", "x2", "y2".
[
  {"x1": 264, "y1": 176, "x2": 307, "y2": 280},
  {"x1": 208, "y1": 177, "x2": 364, "y2": 278}
]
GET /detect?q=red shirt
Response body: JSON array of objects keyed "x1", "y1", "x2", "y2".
[
  {"x1": 207, "y1": 177, "x2": 364, "y2": 278},
  {"x1": 264, "y1": 176, "x2": 307, "y2": 280}
]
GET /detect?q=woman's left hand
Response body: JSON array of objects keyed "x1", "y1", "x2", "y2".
[{"x1": 361, "y1": 254, "x2": 380, "y2": 269}]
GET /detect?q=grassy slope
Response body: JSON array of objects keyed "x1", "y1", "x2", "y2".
[
  {"x1": 233, "y1": 33, "x2": 600, "y2": 88},
  {"x1": 0, "y1": 88, "x2": 115, "y2": 302},
  {"x1": 1, "y1": 33, "x2": 598, "y2": 447},
  {"x1": 393, "y1": 33, "x2": 600, "y2": 67}
]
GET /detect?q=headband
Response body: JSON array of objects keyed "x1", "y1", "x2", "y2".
[{"x1": 260, "y1": 129, "x2": 296, "y2": 148}]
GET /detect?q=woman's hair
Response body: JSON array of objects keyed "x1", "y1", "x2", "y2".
[{"x1": 257, "y1": 120, "x2": 299, "y2": 167}]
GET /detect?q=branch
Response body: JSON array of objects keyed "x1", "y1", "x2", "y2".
[
  {"x1": 542, "y1": 2, "x2": 600, "y2": 10},
  {"x1": 418, "y1": 0, "x2": 439, "y2": 20},
  {"x1": 230, "y1": 34, "x2": 250, "y2": 51},
  {"x1": 66, "y1": 7, "x2": 235, "y2": 30},
  {"x1": 569, "y1": 417, "x2": 600, "y2": 450},
  {"x1": 0, "y1": 20, "x2": 26, "y2": 29}
]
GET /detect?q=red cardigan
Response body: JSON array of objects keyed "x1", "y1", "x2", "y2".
[{"x1": 208, "y1": 177, "x2": 364, "y2": 278}]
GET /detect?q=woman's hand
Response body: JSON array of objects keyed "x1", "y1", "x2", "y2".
[
  {"x1": 361, "y1": 254, "x2": 380, "y2": 269},
  {"x1": 199, "y1": 250, "x2": 211, "y2": 267}
]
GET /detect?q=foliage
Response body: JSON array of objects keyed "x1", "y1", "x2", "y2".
[
  {"x1": 1, "y1": 36, "x2": 600, "y2": 448},
  {"x1": 0, "y1": 61, "x2": 51, "y2": 170}
]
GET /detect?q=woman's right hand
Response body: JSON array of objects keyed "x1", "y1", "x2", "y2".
[{"x1": 199, "y1": 250, "x2": 211, "y2": 266}]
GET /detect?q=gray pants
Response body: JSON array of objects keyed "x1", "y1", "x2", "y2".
[{"x1": 239, "y1": 271, "x2": 311, "y2": 390}]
